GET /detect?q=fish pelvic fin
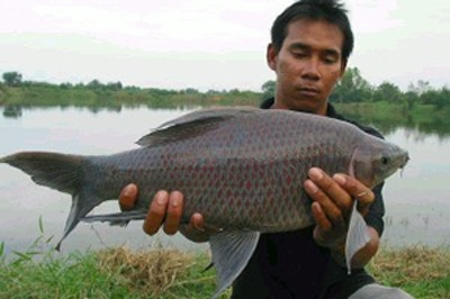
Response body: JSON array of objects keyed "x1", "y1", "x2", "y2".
[
  {"x1": 209, "y1": 230, "x2": 260, "y2": 299},
  {"x1": 82, "y1": 210, "x2": 148, "y2": 225},
  {"x1": 56, "y1": 191, "x2": 102, "y2": 251},
  {"x1": 1, "y1": 151, "x2": 102, "y2": 250},
  {"x1": 345, "y1": 201, "x2": 371, "y2": 274}
]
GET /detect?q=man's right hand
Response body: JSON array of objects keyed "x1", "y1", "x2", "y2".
[{"x1": 119, "y1": 184, "x2": 208, "y2": 241}]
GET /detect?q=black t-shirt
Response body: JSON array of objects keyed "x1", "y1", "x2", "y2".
[{"x1": 231, "y1": 98, "x2": 386, "y2": 299}]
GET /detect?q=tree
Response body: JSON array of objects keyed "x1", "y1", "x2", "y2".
[
  {"x1": 2, "y1": 72, "x2": 23, "y2": 86},
  {"x1": 261, "y1": 80, "x2": 276, "y2": 99},
  {"x1": 106, "y1": 81, "x2": 123, "y2": 91},
  {"x1": 87, "y1": 79, "x2": 103, "y2": 89},
  {"x1": 331, "y1": 67, "x2": 372, "y2": 103},
  {"x1": 421, "y1": 87, "x2": 450, "y2": 110},
  {"x1": 180, "y1": 88, "x2": 198, "y2": 94},
  {"x1": 373, "y1": 82, "x2": 402, "y2": 103},
  {"x1": 403, "y1": 91, "x2": 419, "y2": 110},
  {"x1": 417, "y1": 80, "x2": 432, "y2": 95},
  {"x1": 60, "y1": 82, "x2": 73, "y2": 89},
  {"x1": 408, "y1": 80, "x2": 432, "y2": 96}
]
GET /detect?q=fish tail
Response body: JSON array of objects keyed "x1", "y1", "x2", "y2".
[{"x1": 1, "y1": 151, "x2": 102, "y2": 250}]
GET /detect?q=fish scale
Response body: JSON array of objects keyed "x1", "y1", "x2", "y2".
[{"x1": 1, "y1": 107, "x2": 409, "y2": 298}]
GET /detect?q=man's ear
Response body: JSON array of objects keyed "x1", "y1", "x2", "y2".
[
  {"x1": 267, "y1": 43, "x2": 278, "y2": 71},
  {"x1": 339, "y1": 59, "x2": 348, "y2": 78}
]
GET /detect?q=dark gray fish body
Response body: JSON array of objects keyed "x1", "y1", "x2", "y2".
[{"x1": 1, "y1": 107, "x2": 409, "y2": 298}]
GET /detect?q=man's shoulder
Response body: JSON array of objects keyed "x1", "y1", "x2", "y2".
[
  {"x1": 345, "y1": 118, "x2": 384, "y2": 140},
  {"x1": 328, "y1": 104, "x2": 384, "y2": 140},
  {"x1": 258, "y1": 99, "x2": 384, "y2": 140}
]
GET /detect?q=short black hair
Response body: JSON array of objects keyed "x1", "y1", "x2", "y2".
[{"x1": 271, "y1": 0, "x2": 354, "y2": 63}]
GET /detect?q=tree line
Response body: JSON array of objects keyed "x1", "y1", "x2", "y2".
[
  {"x1": 1, "y1": 70, "x2": 449, "y2": 110},
  {"x1": 262, "y1": 67, "x2": 449, "y2": 110},
  {"x1": 0, "y1": 72, "x2": 261, "y2": 108}
]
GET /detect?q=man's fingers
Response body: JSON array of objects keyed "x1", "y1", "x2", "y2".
[
  {"x1": 308, "y1": 168, "x2": 353, "y2": 212},
  {"x1": 333, "y1": 174, "x2": 375, "y2": 215},
  {"x1": 163, "y1": 191, "x2": 184, "y2": 235},
  {"x1": 188, "y1": 213, "x2": 205, "y2": 232},
  {"x1": 143, "y1": 190, "x2": 169, "y2": 235},
  {"x1": 355, "y1": 190, "x2": 375, "y2": 215},
  {"x1": 304, "y1": 179, "x2": 345, "y2": 232},
  {"x1": 119, "y1": 184, "x2": 138, "y2": 211},
  {"x1": 311, "y1": 202, "x2": 332, "y2": 231}
]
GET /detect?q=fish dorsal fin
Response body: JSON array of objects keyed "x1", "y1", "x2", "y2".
[
  {"x1": 345, "y1": 201, "x2": 371, "y2": 274},
  {"x1": 136, "y1": 107, "x2": 258, "y2": 147},
  {"x1": 209, "y1": 230, "x2": 260, "y2": 298}
]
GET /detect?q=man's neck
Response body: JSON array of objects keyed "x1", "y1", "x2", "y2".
[{"x1": 272, "y1": 99, "x2": 328, "y2": 116}]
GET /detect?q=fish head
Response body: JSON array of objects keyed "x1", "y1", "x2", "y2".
[{"x1": 350, "y1": 138, "x2": 409, "y2": 189}]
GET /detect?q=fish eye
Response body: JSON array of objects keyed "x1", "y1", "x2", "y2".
[{"x1": 381, "y1": 156, "x2": 390, "y2": 165}]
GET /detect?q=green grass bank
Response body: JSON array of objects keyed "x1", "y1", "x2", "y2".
[{"x1": 1, "y1": 243, "x2": 449, "y2": 299}]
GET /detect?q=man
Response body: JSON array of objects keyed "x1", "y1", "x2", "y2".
[{"x1": 119, "y1": 1, "x2": 412, "y2": 298}]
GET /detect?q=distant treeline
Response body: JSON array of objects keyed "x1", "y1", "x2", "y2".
[
  {"x1": 0, "y1": 68, "x2": 449, "y2": 110},
  {"x1": 331, "y1": 68, "x2": 449, "y2": 110},
  {"x1": 261, "y1": 68, "x2": 450, "y2": 110},
  {"x1": 0, "y1": 71, "x2": 261, "y2": 109}
]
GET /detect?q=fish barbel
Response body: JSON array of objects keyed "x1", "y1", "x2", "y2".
[{"x1": 1, "y1": 107, "x2": 409, "y2": 298}]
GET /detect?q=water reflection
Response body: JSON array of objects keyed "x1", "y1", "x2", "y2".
[
  {"x1": 3, "y1": 105, "x2": 22, "y2": 118},
  {"x1": 5, "y1": 104, "x2": 450, "y2": 141},
  {"x1": 343, "y1": 110, "x2": 450, "y2": 141}
]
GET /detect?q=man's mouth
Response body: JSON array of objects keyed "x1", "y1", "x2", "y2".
[{"x1": 298, "y1": 87, "x2": 320, "y2": 97}]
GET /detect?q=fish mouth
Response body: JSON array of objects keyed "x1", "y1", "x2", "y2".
[
  {"x1": 401, "y1": 153, "x2": 410, "y2": 168},
  {"x1": 398, "y1": 152, "x2": 410, "y2": 176},
  {"x1": 397, "y1": 149, "x2": 410, "y2": 169}
]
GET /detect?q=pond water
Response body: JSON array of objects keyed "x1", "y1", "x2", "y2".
[{"x1": 0, "y1": 106, "x2": 449, "y2": 256}]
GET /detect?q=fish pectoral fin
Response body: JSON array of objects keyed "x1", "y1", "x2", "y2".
[
  {"x1": 81, "y1": 210, "x2": 148, "y2": 225},
  {"x1": 345, "y1": 201, "x2": 371, "y2": 274},
  {"x1": 209, "y1": 230, "x2": 260, "y2": 299}
]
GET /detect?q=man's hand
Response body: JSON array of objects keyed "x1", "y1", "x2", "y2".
[
  {"x1": 304, "y1": 167, "x2": 379, "y2": 268},
  {"x1": 119, "y1": 184, "x2": 208, "y2": 242}
]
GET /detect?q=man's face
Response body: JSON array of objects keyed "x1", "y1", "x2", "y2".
[{"x1": 267, "y1": 19, "x2": 346, "y2": 115}]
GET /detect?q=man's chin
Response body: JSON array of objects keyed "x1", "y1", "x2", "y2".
[
  {"x1": 290, "y1": 101, "x2": 322, "y2": 114},
  {"x1": 273, "y1": 94, "x2": 327, "y2": 114}
]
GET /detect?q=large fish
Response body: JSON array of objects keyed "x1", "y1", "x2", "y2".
[{"x1": 1, "y1": 107, "x2": 408, "y2": 298}]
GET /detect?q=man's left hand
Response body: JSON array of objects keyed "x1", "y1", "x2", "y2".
[{"x1": 303, "y1": 167, "x2": 375, "y2": 250}]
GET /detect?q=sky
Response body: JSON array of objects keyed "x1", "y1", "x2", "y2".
[{"x1": 0, "y1": 0, "x2": 449, "y2": 92}]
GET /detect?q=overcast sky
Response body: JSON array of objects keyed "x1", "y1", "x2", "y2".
[{"x1": 0, "y1": 0, "x2": 448, "y2": 91}]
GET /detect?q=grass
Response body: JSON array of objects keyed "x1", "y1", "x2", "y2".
[
  {"x1": 368, "y1": 245, "x2": 450, "y2": 298},
  {"x1": 0, "y1": 218, "x2": 448, "y2": 298},
  {"x1": 95, "y1": 246, "x2": 224, "y2": 298},
  {"x1": 0, "y1": 234, "x2": 228, "y2": 299},
  {"x1": 1, "y1": 240, "x2": 449, "y2": 298}
]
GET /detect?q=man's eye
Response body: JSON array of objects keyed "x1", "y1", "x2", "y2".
[
  {"x1": 293, "y1": 52, "x2": 307, "y2": 58},
  {"x1": 323, "y1": 57, "x2": 337, "y2": 64}
]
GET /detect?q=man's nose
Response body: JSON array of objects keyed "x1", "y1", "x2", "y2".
[{"x1": 301, "y1": 58, "x2": 320, "y2": 81}]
